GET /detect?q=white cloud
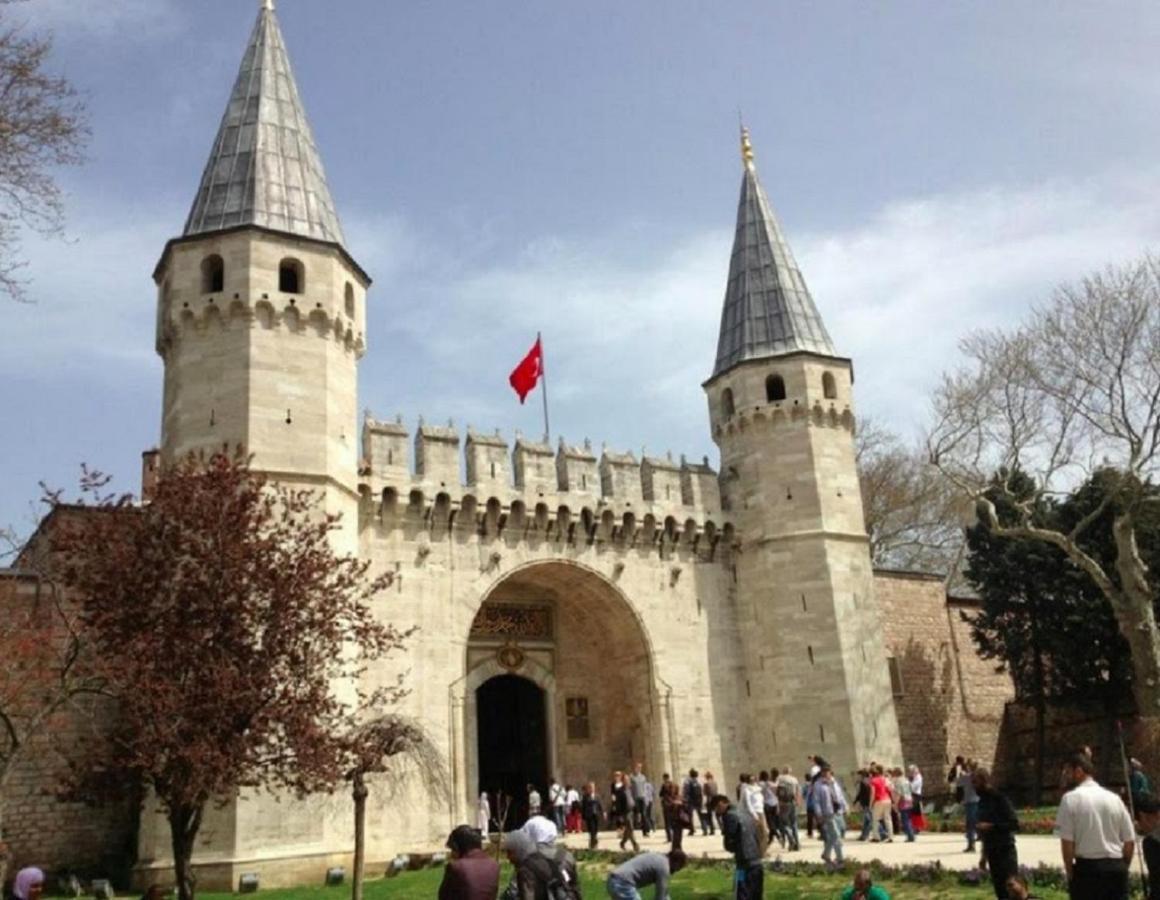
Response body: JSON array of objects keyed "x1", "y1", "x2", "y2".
[
  {"x1": 9, "y1": 164, "x2": 1160, "y2": 476},
  {"x1": 10, "y1": 0, "x2": 184, "y2": 41},
  {"x1": 804, "y1": 167, "x2": 1160, "y2": 439},
  {"x1": 358, "y1": 164, "x2": 1160, "y2": 461}
]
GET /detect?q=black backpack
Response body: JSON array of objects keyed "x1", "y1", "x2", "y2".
[
  {"x1": 526, "y1": 853, "x2": 580, "y2": 900},
  {"x1": 686, "y1": 779, "x2": 703, "y2": 808}
]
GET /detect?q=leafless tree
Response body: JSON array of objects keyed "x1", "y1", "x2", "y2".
[
  {"x1": 342, "y1": 716, "x2": 447, "y2": 900},
  {"x1": 928, "y1": 254, "x2": 1160, "y2": 716},
  {"x1": 0, "y1": 0, "x2": 88, "y2": 301},
  {"x1": 857, "y1": 417, "x2": 967, "y2": 577}
]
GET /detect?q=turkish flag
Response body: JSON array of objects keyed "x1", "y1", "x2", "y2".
[{"x1": 508, "y1": 337, "x2": 543, "y2": 404}]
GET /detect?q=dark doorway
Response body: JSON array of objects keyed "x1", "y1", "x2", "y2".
[{"x1": 477, "y1": 674, "x2": 548, "y2": 829}]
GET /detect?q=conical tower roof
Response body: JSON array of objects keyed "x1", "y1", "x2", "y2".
[
  {"x1": 712, "y1": 129, "x2": 835, "y2": 376},
  {"x1": 183, "y1": 0, "x2": 345, "y2": 245}
]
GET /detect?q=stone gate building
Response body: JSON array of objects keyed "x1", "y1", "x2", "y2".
[{"x1": 2, "y1": 0, "x2": 1014, "y2": 888}]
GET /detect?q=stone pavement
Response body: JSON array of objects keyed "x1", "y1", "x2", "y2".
[{"x1": 557, "y1": 827, "x2": 1063, "y2": 872}]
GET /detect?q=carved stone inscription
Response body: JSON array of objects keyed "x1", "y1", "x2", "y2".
[{"x1": 470, "y1": 602, "x2": 553, "y2": 641}]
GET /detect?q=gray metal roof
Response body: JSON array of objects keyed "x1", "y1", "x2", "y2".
[
  {"x1": 183, "y1": 1, "x2": 345, "y2": 245},
  {"x1": 712, "y1": 132, "x2": 836, "y2": 376}
]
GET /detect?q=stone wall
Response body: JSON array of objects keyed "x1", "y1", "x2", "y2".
[
  {"x1": 993, "y1": 702, "x2": 1141, "y2": 804},
  {"x1": 873, "y1": 570, "x2": 1014, "y2": 798},
  {"x1": 0, "y1": 573, "x2": 136, "y2": 882}
]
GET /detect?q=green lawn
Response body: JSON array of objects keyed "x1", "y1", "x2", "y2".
[{"x1": 195, "y1": 860, "x2": 1074, "y2": 900}]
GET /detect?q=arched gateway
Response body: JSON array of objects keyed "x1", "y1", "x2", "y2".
[{"x1": 453, "y1": 561, "x2": 665, "y2": 825}]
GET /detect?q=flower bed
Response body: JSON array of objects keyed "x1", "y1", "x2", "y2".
[{"x1": 843, "y1": 809, "x2": 1058, "y2": 835}]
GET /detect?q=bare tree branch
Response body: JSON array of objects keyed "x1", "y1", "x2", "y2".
[{"x1": 928, "y1": 254, "x2": 1160, "y2": 715}]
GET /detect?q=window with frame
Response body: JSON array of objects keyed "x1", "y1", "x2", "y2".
[
  {"x1": 887, "y1": 656, "x2": 904, "y2": 698},
  {"x1": 565, "y1": 696, "x2": 590, "y2": 741}
]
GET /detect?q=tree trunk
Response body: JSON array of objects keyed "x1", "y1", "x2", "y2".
[
  {"x1": 351, "y1": 774, "x2": 367, "y2": 900},
  {"x1": 168, "y1": 803, "x2": 204, "y2": 900},
  {"x1": 1032, "y1": 688, "x2": 1046, "y2": 807},
  {"x1": 1111, "y1": 513, "x2": 1160, "y2": 716},
  {"x1": 1029, "y1": 619, "x2": 1046, "y2": 807},
  {"x1": 0, "y1": 776, "x2": 11, "y2": 891},
  {"x1": 0, "y1": 835, "x2": 10, "y2": 898}
]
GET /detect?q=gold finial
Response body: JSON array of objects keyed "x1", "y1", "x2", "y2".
[{"x1": 740, "y1": 125, "x2": 755, "y2": 168}]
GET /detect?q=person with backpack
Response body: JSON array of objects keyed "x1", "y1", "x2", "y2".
[
  {"x1": 775, "y1": 766, "x2": 801, "y2": 851},
  {"x1": 605, "y1": 850, "x2": 687, "y2": 900},
  {"x1": 503, "y1": 830, "x2": 581, "y2": 900},
  {"x1": 682, "y1": 769, "x2": 703, "y2": 838}
]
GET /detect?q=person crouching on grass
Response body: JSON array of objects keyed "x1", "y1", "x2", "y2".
[{"x1": 605, "y1": 850, "x2": 687, "y2": 900}]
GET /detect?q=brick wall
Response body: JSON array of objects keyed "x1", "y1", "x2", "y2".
[
  {"x1": 993, "y1": 701, "x2": 1143, "y2": 804},
  {"x1": 0, "y1": 573, "x2": 136, "y2": 882},
  {"x1": 873, "y1": 570, "x2": 1014, "y2": 797}
]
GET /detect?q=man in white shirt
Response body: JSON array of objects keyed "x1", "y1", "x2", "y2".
[
  {"x1": 1055, "y1": 753, "x2": 1135, "y2": 900},
  {"x1": 550, "y1": 777, "x2": 567, "y2": 831}
]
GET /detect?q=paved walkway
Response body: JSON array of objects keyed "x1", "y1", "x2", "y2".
[{"x1": 557, "y1": 827, "x2": 1062, "y2": 871}]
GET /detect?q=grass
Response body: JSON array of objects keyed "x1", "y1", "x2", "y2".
[{"x1": 194, "y1": 859, "x2": 1074, "y2": 900}]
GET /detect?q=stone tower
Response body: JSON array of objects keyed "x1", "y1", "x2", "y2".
[
  {"x1": 704, "y1": 129, "x2": 902, "y2": 773},
  {"x1": 153, "y1": 0, "x2": 368, "y2": 550}
]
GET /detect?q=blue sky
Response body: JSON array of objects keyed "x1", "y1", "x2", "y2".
[{"x1": 5, "y1": 0, "x2": 1160, "y2": 534}]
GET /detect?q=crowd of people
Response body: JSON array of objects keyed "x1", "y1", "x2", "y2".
[
  {"x1": 450, "y1": 749, "x2": 1159, "y2": 900},
  {"x1": 4, "y1": 752, "x2": 1156, "y2": 900}
]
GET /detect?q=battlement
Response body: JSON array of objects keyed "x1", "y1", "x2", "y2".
[
  {"x1": 359, "y1": 416, "x2": 731, "y2": 553},
  {"x1": 713, "y1": 398, "x2": 856, "y2": 440},
  {"x1": 157, "y1": 292, "x2": 365, "y2": 359}
]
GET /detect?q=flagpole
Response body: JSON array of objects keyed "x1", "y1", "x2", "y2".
[{"x1": 539, "y1": 331, "x2": 550, "y2": 445}]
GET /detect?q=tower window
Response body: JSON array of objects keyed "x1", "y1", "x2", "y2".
[
  {"x1": 721, "y1": 387, "x2": 735, "y2": 418},
  {"x1": 344, "y1": 282, "x2": 355, "y2": 318},
  {"x1": 279, "y1": 258, "x2": 305, "y2": 294},
  {"x1": 765, "y1": 374, "x2": 786, "y2": 402},
  {"x1": 822, "y1": 371, "x2": 837, "y2": 400},
  {"x1": 201, "y1": 255, "x2": 224, "y2": 294}
]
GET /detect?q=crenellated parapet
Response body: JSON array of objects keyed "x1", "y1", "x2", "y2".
[
  {"x1": 358, "y1": 416, "x2": 733, "y2": 557},
  {"x1": 713, "y1": 397, "x2": 855, "y2": 440},
  {"x1": 157, "y1": 291, "x2": 366, "y2": 359}
]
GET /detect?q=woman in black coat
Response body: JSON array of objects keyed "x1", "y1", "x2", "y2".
[{"x1": 972, "y1": 768, "x2": 1020, "y2": 900}]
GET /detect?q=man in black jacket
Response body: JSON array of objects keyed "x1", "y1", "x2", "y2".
[
  {"x1": 1135, "y1": 795, "x2": 1159, "y2": 900},
  {"x1": 973, "y1": 768, "x2": 1019, "y2": 900},
  {"x1": 711, "y1": 794, "x2": 763, "y2": 900}
]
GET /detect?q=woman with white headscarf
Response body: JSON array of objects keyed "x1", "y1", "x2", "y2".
[
  {"x1": 478, "y1": 792, "x2": 492, "y2": 834},
  {"x1": 9, "y1": 868, "x2": 45, "y2": 900}
]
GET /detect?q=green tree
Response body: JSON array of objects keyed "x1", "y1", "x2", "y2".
[{"x1": 965, "y1": 468, "x2": 1155, "y2": 799}]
